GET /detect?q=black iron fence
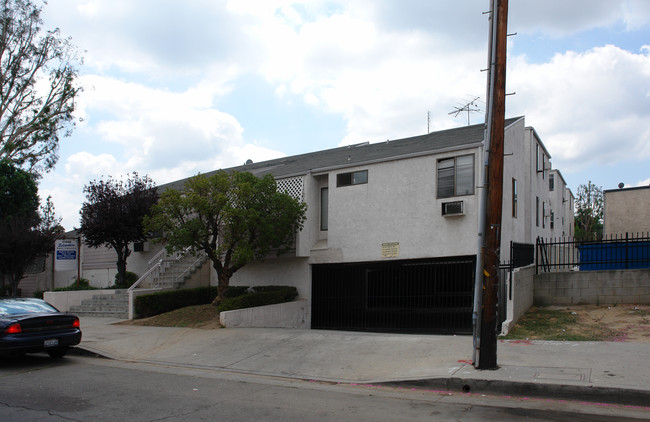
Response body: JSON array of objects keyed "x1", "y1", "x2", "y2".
[
  {"x1": 536, "y1": 232, "x2": 650, "y2": 274},
  {"x1": 311, "y1": 256, "x2": 476, "y2": 334}
]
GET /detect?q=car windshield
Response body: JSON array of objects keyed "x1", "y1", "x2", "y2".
[{"x1": 0, "y1": 300, "x2": 58, "y2": 317}]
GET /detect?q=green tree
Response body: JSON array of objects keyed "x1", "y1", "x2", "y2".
[
  {"x1": 0, "y1": 0, "x2": 81, "y2": 174},
  {"x1": 574, "y1": 180, "x2": 603, "y2": 240},
  {"x1": 78, "y1": 173, "x2": 158, "y2": 287},
  {"x1": 0, "y1": 160, "x2": 63, "y2": 295},
  {"x1": 144, "y1": 171, "x2": 307, "y2": 303}
]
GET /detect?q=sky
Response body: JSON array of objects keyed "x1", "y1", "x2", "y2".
[{"x1": 37, "y1": 0, "x2": 650, "y2": 231}]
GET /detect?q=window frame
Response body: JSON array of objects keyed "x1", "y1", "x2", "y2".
[
  {"x1": 512, "y1": 178, "x2": 517, "y2": 218},
  {"x1": 320, "y1": 187, "x2": 328, "y2": 231},
  {"x1": 336, "y1": 170, "x2": 368, "y2": 187},
  {"x1": 436, "y1": 154, "x2": 475, "y2": 199}
]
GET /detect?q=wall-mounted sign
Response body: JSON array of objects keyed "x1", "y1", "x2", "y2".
[
  {"x1": 381, "y1": 242, "x2": 399, "y2": 258},
  {"x1": 55, "y1": 239, "x2": 78, "y2": 271}
]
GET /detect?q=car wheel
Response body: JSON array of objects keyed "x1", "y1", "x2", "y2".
[{"x1": 47, "y1": 347, "x2": 69, "y2": 359}]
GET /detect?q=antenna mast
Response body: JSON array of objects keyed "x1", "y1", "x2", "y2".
[{"x1": 448, "y1": 96, "x2": 481, "y2": 125}]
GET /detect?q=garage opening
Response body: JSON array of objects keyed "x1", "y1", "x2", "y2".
[{"x1": 311, "y1": 256, "x2": 476, "y2": 334}]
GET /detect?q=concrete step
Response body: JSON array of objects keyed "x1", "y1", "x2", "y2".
[
  {"x1": 71, "y1": 305, "x2": 128, "y2": 313},
  {"x1": 73, "y1": 310, "x2": 128, "y2": 319},
  {"x1": 70, "y1": 291, "x2": 129, "y2": 318},
  {"x1": 86, "y1": 296, "x2": 128, "y2": 304}
]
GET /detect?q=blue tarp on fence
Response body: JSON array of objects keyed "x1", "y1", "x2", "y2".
[{"x1": 578, "y1": 241, "x2": 650, "y2": 271}]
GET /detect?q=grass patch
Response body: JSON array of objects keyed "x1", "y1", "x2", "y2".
[
  {"x1": 118, "y1": 304, "x2": 219, "y2": 328},
  {"x1": 503, "y1": 307, "x2": 615, "y2": 341}
]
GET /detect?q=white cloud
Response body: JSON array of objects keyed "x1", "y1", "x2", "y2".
[
  {"x1": 508, "y1": 45, "x2": 650, "y2": 172},
  {"x1": 510, "y1": 0, "x2": 650, "y2": 37},
  {"x1": 37, "y1": 0, "x2": 650, "y2": 229}
]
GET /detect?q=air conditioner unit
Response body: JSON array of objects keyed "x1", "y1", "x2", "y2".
[
  {"x1": 442, "y1": 201, "x2": 464, "y2": 217},
  {"x1": 134, "y1": 241, "x2": 150, "y2": 252}
]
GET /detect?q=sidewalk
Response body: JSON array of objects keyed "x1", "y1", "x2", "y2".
[{"x1": 76, "y1": 318, "x2": 650, "y2": 406}]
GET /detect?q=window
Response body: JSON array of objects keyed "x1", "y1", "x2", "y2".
[
  {"x1": 550, "y1": 211, "x2": 554, "y2": 230},
  {"x1": 536, "y1": 196, "x2": 540, "y2": 227},
  {"x1": 536, "y1": 144, "x2": 545, "y2": 179},
  {"x1": 320, "y1": 187, "x2": 328, "y2": 231},
  {"x1": 437, "y1": 155, "x2": 474, "y2": 198},
  {"x1": 549, "y1": 174, "x2": 554, "y2": 191},
  {"x1": 337, "y1": 170, "x2": 368, "y2": 187},
  {"x1": 542, "y1": 202, "x2": 546, "y2": 228},
  {"x1": 512, "y1": 178, "x2": 517, "y2": 218}
]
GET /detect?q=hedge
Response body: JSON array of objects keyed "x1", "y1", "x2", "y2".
[
  {"x1": 216, "y1": 286, "x2": 298, "y2": 312},
  {"x1": 135, "y1": 286, "x2": 220, "y2": 318},
  {"x1": 54, "y1": 278, "x2": 99, "y2": 292},
  {"x1": 134, "y1": 285, "x2": 298, "y2": 318}
]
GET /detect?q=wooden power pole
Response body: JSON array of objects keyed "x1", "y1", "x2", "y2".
[{"x1": 476, "y1": 0, "x2": 508, "y2": 370}]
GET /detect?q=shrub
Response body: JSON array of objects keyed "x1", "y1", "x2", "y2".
[
  {"x1": 223, "y1": 285, "x2": 249, "y2": 298},
  {"x1": 54, "y1": 278, "x2": 99, "y2": 292},
  {"x1": 216, "y1": 286, "x2": 298, "y2": 312},
  {"x1": 135, "y1": 286, "x2": 249, "y2": 318},
  {"x1": 113, "y1": 271, "x2": 139, "y2": 289}
]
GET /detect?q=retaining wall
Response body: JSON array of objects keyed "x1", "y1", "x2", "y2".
[
  {"x1": 534, "y1": 268, "x2": 650, "y2": 306},
  {"x1": 45, "y1": 289, "x2": 118, "y2": 312},
  {"x1": 219, "y1": 300, "x2": 310, "y2": 329},
  {"x1": 501, "y1": 265, "x2": 535, "y2": 335}
]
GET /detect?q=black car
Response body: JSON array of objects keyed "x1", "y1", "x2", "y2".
[{"x1": 0, "y1": 298, "x2": 82, "y2": 358}]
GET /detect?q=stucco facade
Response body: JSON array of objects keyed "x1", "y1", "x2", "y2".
[
  {"x1": 21, "y1": 116, "x2": 574, "y2": 331},
  {"x1": 227, "y1": 117, "x2": 574, "y2": 304}
]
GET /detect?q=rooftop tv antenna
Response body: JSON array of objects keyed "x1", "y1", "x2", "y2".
[{"x1": 448, "y1": 96, "x2": 482, "y2": 125}]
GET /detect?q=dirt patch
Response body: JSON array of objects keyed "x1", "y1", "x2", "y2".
[
  {"x1": 506, "y1": 304, "x2": 650, "y2": 342},
  {"x1": 115, "y1": 304, "x2": 221, "y2": 329}
]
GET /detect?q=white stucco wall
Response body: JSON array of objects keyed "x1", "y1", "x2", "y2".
[
  {"x1": 229, "y1": 257, "x2": 311, "y2": 300},
  {"x1": 308, "y1": 148, "x2": 481, "y2": 264}
]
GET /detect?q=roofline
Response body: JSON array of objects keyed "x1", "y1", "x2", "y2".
[
  {"x1": 526, "y1": 126, "x2": 551, "y2": 159},
  {"x1": 284, "y1": 117, "x2": 525, "y2": 177},
  {"x1": 604, "y1": 185, "x2": 650, "y2": 194},
  {"x1": 549, "y1": 168, "x2": 568, "y2": 186},
  {"x1": 505, "y1": 116, "x2": 525, "y2": 130},
  {"x1": 308, "y1": 141, "x2": 484, "y2": 176}
]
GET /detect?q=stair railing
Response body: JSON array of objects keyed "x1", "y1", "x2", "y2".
[
  {"x1": 172, "y1": 252, "x2": 208, "y2": 285},
  {"x1": 128, "y1": 247, "x2": 201, "y2": 291}
]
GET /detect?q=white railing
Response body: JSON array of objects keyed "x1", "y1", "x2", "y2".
[{"x1": 128, "y1": 247, "x2": 201, "y2": 291}]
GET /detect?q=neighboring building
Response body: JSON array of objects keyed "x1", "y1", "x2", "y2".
[
  {"x1": 21, "y1": 116, "x2": 574, "y2": 333},
  {"x1": 603, "y1": 185, "x2": 650, "y2": 236},
  {"x1": 20, "y1": 230, "x2": 158, "y2": 295}
]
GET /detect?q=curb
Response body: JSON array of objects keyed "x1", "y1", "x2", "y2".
[{"x1": 379, "y1": 378, "x2": 650, "y2": 407}]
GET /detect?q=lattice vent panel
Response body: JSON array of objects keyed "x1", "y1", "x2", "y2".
[{"x1": 276, "y1": 177, "x2": 304, "y2": 201}]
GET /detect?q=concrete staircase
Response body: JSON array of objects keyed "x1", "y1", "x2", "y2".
[
  {"x1": 69, "y1": 252, "x2": 208, "y2": 319},
  {"x1": 155, "y1": 253, "x2": 207, "y2": 289},
  {"x1": 69, "y1": 290, "x2": 129, "y2": 319}
]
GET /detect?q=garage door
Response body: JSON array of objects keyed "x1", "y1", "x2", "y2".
[{"x1": 311, "y1": 256, "x2": 476, "y2": 334}]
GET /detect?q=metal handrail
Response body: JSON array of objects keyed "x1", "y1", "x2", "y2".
[
  {"x1": 129, "y1": 246, "x2": 202, "y2": 291},
  {"x1": 173, "y1": 252, "x2": 207, "y2": 284},
  {"x1": 128, "y1": 261, "x2": 162, "y2": 291}
]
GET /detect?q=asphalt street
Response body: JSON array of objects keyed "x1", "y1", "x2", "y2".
[{"x1": 1, "y1": 354, "x2": 648, "y2": 422}]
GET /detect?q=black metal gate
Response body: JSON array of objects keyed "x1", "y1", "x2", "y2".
[{"x1": 311, "y1": 256, "x2": 476, "y2": 334}]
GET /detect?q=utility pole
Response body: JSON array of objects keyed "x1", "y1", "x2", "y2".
[{"x1": 474, "y1": 0, "x2": 508, "y2": 370}]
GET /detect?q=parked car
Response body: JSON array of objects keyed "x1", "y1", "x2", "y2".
[{"x1": 0, "y1": 298, "x2": 82, "y2": 358}]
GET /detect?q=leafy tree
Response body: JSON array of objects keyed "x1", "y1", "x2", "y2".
[
  {"x1": 78, "y1": 173, "x2": 158, "y2": 287},
  {"x1": 144, "y1": 171, "x2": 307, "y2": 303},
  {"x1": 0, "y1": 0, "x2": 81, "y2": 174},
  {"x1": 0, "y1": 160, "x2": 63, "y2": 295},
  {"x1": 574, "y1": 180, "x2": 603, "y2": 240}
]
